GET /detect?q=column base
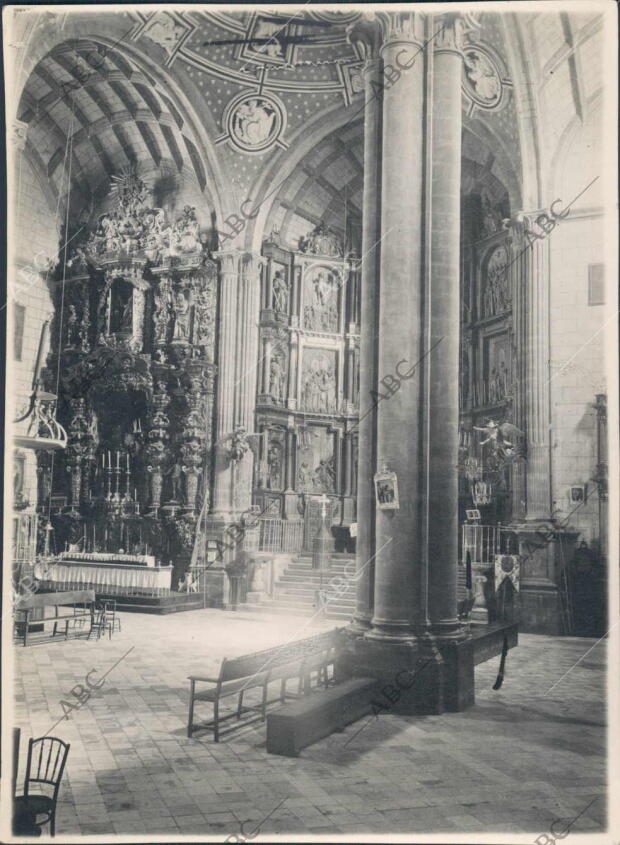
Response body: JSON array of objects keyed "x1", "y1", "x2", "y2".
[
  {"x1": 336, "y1": 628, "x2": 475, "y2": 715},
  {"x1": 348, "y1": 615, "x2": 372, "y2": 636},
  {"x1": 365, "y1": 619, "x2": 416, "y2": 643},
  {"x1": 429, "y1": 618, "x2": 463, "y2": 639}
]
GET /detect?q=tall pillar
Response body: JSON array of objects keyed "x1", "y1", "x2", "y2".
[
  {"x1": 211, "y1": 250, "x2": 240, "y2": 518},
  {"x1": 346, "y1": 20, "x2": 383, "y2": 632},
  {"x1": 506, "y1": 216, "x2": 577, "y2": 634},
  {"x1": 233, "y1": 252, "x2": 263, "y2": 513},
  {"x1": 368, "y1": 12, "x2": 426, "y2": 642},
  {"x1": 521, "y1": 217, "x2": 552, "y2": 521},
  {"x1": 426, "y1": 14, "x2": 468, "y2": 637}
]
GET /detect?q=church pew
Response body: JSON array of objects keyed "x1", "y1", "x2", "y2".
[{"x1": 187, "y1": 628, "x2": 342, "y2": 741}]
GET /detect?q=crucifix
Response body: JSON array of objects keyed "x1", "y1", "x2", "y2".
[{"x1": 317, "y1": 493, "x2": 330, "y2": 522}]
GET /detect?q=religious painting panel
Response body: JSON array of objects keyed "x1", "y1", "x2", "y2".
[
  {"x1": 297, "y1": 425, "x2": 336, "y2": 494},
  {"x1": 302, "y1": 264, "x2": 343, "y2": 333},
  {"x1": 300, "y1": 347, "x2": 338, "y2": 415},
  {"x1": 483, "y1": 332, "x2": 511, "y2": 406},
  {"x1": 481, "y1": 242, "x2": 510, "y2": 318}
]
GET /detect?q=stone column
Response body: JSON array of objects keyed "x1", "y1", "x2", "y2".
[
  {"x1": 426, "y1": 14, "x2": 468, "y2": 638},
  {"x1": 287, "y1": 326, "x2": 298, "y2": 409},
  {"x1": 346, "y1": 19, "x2": 383, "y2": 632},
  {"x1": 368, "y1": 12, "x2": 426, "y2": 642},
  {"x1": 211, "y1": 250, "x2": 240, "y2": 518},
  {"x1": 521, "y1": 216, "x2": 552, "y2": 521},
  {"x1": 233, "y1": 253, "x2": 262, "y2": 513},
  {"x1": 262, "y1": 337, "x2": 273, "y2": 396}
]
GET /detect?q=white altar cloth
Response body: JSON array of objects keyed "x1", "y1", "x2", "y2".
[
  {"x1": 58, "y1": 551, "x2": 157, "y2": 567},
  {"x1": 37, "y1": 560, "x2": 172, "y2": 594}
]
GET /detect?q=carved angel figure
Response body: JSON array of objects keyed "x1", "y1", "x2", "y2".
[{"x1": 474, "y1": 420, "x2": 525, "y2": 461}]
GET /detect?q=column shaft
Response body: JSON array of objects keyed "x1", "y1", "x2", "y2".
[
  {"x1": 369, "y1": 27, "x2": 425, "y2": 642},
  {"x1": 212, "y1": 251, "x2": 240, "y2": 517},
  {"x1": 524, "y1": 228, "x2": 552, "y2": 520},
  {"x1": 352, "y1": 50, "x2": 383, "y2": 631},
  {"x1": 427, "y1": 29, "x2": 463, "y2": 636}
]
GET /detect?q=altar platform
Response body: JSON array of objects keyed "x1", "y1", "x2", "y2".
[{"x1": 33, "y1": 555, "x2": 203, "y2": 614}]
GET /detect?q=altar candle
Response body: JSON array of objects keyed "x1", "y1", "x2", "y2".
[
  {"x1": 116, "y1": 451, "x2": 120, "y2": 469},
  {"x1": 102, "y1": 454, "x2": 105, "y2": 468},
  {"x1": 108, "y1": 451, "x2": 111, "y2": 468},
  {"x1": 127, "y1": 453, "x2": 130, "y2": 471},
  {"x1": 134, "y1": 488, "x2": 137, "y2": 500}
]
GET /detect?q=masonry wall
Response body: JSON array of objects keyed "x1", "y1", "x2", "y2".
[
  {"x1": 11, "y1": 154, "x2": 58, "y2": 519},
  {"x1": 548, "y1": 108, "x2": 606, "y2": 548}
]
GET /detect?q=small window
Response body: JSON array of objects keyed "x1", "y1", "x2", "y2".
[
  {"x1": 588, "y1": 264, "x2": 604, "y2": 306},
  {"x1": 14, "y1": 303, "x2": 25, "y2": 361}
]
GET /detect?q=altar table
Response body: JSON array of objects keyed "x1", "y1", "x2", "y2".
[{"x1": 36, "y1": 560, "x2": 172, "y2": 596}]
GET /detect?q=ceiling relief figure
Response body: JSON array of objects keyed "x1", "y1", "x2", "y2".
[
  {"x1": 303, "y1": 267, "x2": 340, "y2": 333},
  {"x1": 462, "y1": 47, "x2": 503, "y2": 109},
  {"x1": 221, "y1": 92, "x2": 287, "y2": 154},
  {"x1": 143, "y1": 12, "x2": 188, "y2": 57}
]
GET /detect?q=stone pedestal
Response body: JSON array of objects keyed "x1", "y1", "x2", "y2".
[{"x1": 512, "y1": 522, "x2": 579, "y2": 634}]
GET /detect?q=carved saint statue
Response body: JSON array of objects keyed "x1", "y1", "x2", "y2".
[
  {"x1": 272, "y1": 271, "x2": 289, "y2": 314},
  {"x1": 269, "y1": 355, "x2": 285, "y2": 403},
  {"x1": 167, "y1": 462, "x2": 183, "y2": 502},
  {"x1": 267, "y1": 445, "x2": 282, "y2": 490},
  {"x1": 153, "y1": 287, "x2": 171, "y2": 344},
  {"x1": 172, "y1": 290, "x2": 190, "y2": 342}
]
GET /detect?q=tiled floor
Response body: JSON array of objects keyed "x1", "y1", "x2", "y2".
[{"x1": 11, "y1": 608, "x2": 607, "y2": 838}]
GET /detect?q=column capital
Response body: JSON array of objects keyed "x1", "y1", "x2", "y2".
[
  {"x1": 213, "y1": 249, "x2": 242, "y2": 275},
  {"x1": 346, "y1": 19, "x2": 383, "y2": 62},
  {"x1": 240, "y1": 251, "x2": 266, "y2": 275},
  {"x1": 375, "y1": 11, "x2": 425, "y2": 51},
  {"x1": 11, "y1": 119, "x2": 28, "y2": 151},
  {"x1": 433, "y1": 12, "x2": 479, "y2": 55}
]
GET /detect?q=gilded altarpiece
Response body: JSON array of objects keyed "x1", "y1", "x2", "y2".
[
  {"x1": 40, "y1": 173, "x2": 218, "y2": 585},
  {"x1": 254, "y1": 228, "x2": 360, "y2": 549},
  {"x1": 459, "y1": 226, "x2": 519, "y2": 527}
]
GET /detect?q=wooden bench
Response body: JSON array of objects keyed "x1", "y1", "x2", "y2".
[
  {"x1": 457, "y1": 564, "x2": 475, "y2": 619},
  {"x1": 187, "y1": 629, "x2": 342, "y2": 741},
  {"x1": 266, "y1": 676, "x2": 380, "y2": 757},
  {"x1": 14, "y1": 590, "x2": 96, "y2": 646}
]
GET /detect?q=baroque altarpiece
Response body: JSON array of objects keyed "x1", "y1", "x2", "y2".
[
  {"x1": 254, "y1": 226, "x2": 361, "y2": 548},
  {"x1": 39, "y1": 174, "x2": 217, "y2": 583}
]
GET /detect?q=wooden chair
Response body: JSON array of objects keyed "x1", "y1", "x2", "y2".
[
  {"x1": 13, "y1": 736, "x2": 70, "y2": 837},
  {"x1": 87, "y1": 605, "x2": 113, "y2": 640},
  {"x1": 102, "y1": 599, "x2": 121, "y2": 633}
]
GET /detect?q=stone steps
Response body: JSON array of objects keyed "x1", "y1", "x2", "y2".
[{"x1": 243, "y1": 555, "x2": 357, "y2": 620}]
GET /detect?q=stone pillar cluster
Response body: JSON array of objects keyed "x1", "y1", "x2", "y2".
[{"x1": 342, "y1": 11, "x2": 477, "y2": 712}]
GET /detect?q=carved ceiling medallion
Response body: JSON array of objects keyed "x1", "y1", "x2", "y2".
[
  {"x1": 222, "y1": 91, "x2": 288, "y2": 154},
  {"x1": 462, "y1": 46, "x2": 503, "y2": 110}
]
